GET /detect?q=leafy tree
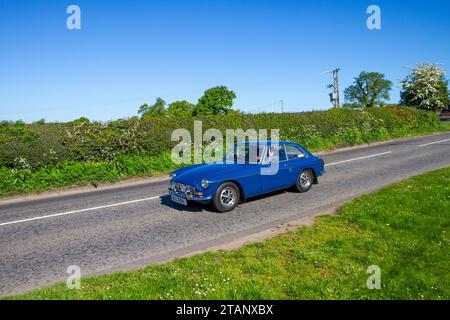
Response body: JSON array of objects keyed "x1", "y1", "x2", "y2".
[
  {"x1": 138, "y1": 98, "x2": 166, "y2": 117},
  {"x1": 400, "y1": 63, "x2": 449, "y2": 111},
  {"x1": 167, "y1": 100, "x2": 195, "y2": 116},
  {"x1": 33, "y1": 118, "x2": 46, "y2": 125},
  {"x1": 344, "y1": 72, "x2": 392, "y2": 108},
  {"x1": 193, "y1": 86, "x2": 236, "y2": 115},
  {"x1": 72, "y1": 117, "x2": 91, "y2": 124}
]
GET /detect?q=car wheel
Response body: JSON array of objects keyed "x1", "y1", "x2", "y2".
[
  {"x1": 295, "y1": 169, "x2": 313, "y2": 193},
  {"x1": 212, "y1": 182, "x2": 240, "y2": 213}
]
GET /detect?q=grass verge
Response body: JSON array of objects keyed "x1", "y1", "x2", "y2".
[
  {"x1": 7, "y1": 167, "x2": 450, "y2": 300},
  {"x1": 439, "y1": 121, "x2": 450, "y2": 131}
]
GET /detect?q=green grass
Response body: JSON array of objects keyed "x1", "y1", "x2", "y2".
[
  {"x1": 0, "y1": 153, "x2": 182, "y2": 196},
  {"x1": 7, "y1": 167, "x2": 450, "y2": 300},
  {"x1": 439, "y1": 121, "x2": 450, "y2": 131}
]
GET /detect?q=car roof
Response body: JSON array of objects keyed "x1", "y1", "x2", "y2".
[{"x1": 235, "y1": 140, "x2": 297, "y2": 146}]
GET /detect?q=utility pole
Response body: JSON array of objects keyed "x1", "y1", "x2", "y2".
[
  {"x1": 323, "y1": 68, "x2": 341, "y2": 108},
  {"x1": 280, "y1": 100, "x2": 284, "y2": 113},
  {"x1": 333, "y1": 68, "x2": 340, "y2": 108}
]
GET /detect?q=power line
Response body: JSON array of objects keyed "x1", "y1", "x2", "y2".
[{"x1": 248, "y1": 100, "x2": 284, "y2": 113}]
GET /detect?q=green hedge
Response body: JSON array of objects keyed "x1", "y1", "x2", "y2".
[
  {"x1": 0, "y1": 107, "x2": 439, "y2": 170},
  {"x1": 0, "y1": 107, "x2": 443, "y2": 196},
  {"x1": 0, "y1": 153, "x2": 179, "y2": 195}
]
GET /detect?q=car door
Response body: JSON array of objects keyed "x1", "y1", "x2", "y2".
[
  {"x1": 284, "y1": 144, "x2": 309, "y2": 183},
  {"x1": 261, "y1": 144, "x2": 293, "y2": 193},
  {"x1": 227, "y1": 143, "x2": 265, "y2": 197}
]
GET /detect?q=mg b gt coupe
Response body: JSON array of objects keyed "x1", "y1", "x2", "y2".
[{"x1": 169, "y1": 141, "x2": 325, "y2": 212}]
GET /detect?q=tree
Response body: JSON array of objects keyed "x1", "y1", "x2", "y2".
[
  {"x1": 138, "y1": 97, "x2": 166, "y2": 117},
  {"x1": 344, "y1": 71, "x2": 392, "y2": 108},
  {"x1": 193, "y1": 86, "x2": 236, "y2": 116},
  {"x1": 167, "y1": 100, "x2": 195, "y2": 116},
  {"x1": 400, "y1": 63, "x2": 449, "y2": 111}
]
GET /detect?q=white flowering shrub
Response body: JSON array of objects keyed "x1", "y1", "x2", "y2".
[{"x1": 400, "y1": 63, "x2": 449, "y2": 111}]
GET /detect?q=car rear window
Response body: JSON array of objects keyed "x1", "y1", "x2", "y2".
[{"x1": 285, "y1": 145, "x2": 306, "y2": 159}]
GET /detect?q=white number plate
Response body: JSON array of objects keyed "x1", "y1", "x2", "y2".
[{"x1": 171, "y1": 194, "x2": 187, "y2": 206}]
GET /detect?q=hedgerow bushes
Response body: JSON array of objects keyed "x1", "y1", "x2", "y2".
[
  {"x1": 0, "y1": 107, "x2": 442, "y2": 195},
  {"x1": 0, "y1": 153, "x2": 179, "y2": 194}
]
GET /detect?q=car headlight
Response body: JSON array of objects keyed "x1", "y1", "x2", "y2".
[
  {"x1": 170, "y1": 173, "x2": 176, "y2": 180},
  {"x1": 201, "y1": 178, "x2": 209, "y2": 189}
]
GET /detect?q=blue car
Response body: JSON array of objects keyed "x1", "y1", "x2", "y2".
[{"x1": 168, "y1": 141, "x2": 325, "y2": 212}]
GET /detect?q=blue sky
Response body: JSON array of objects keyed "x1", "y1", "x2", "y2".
[{"x1": 1, "y1": 0, "x2": 449, "y2": 122}]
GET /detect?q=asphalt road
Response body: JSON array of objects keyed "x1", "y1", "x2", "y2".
[{"x1": 1, "y1": 133, "x2": 450, "y2": 296}]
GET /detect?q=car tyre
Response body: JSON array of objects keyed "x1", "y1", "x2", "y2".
[
  {"x1": 295, "y1": 169, "x2": 314, "y2": 193},
  {"x1": 212, "y1": 182, "x2": 240, "y2": 213}
]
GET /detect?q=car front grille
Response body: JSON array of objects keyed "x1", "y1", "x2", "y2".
[{"x1": 171, "y1": 182, "x2": 195, "y2": 194}]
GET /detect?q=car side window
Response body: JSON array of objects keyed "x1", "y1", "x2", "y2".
[
  {"x1": 267, "y1": 145, "x2": 287, "y2": 163},
  {"x1": 285, "y1": 145, "x2": 306, "y2": 160}
]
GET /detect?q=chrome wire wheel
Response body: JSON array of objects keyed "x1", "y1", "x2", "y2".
[
  {"x1": 220, "y1": 187, "x2": 236, "y2": 207},
  {"x1": 299, "y1": 171, "x2": 312, "y2": 188}
]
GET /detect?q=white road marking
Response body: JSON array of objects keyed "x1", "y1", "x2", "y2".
[
  {"x1": 326, "y1": 151, "x2": 393, "y2": 167},
  {"x1": 418, "y1": 138, "x2": 450, "y2": 147},
  {"x1": 0, "y1": 196, "x2": 161, "y2": 227}
]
